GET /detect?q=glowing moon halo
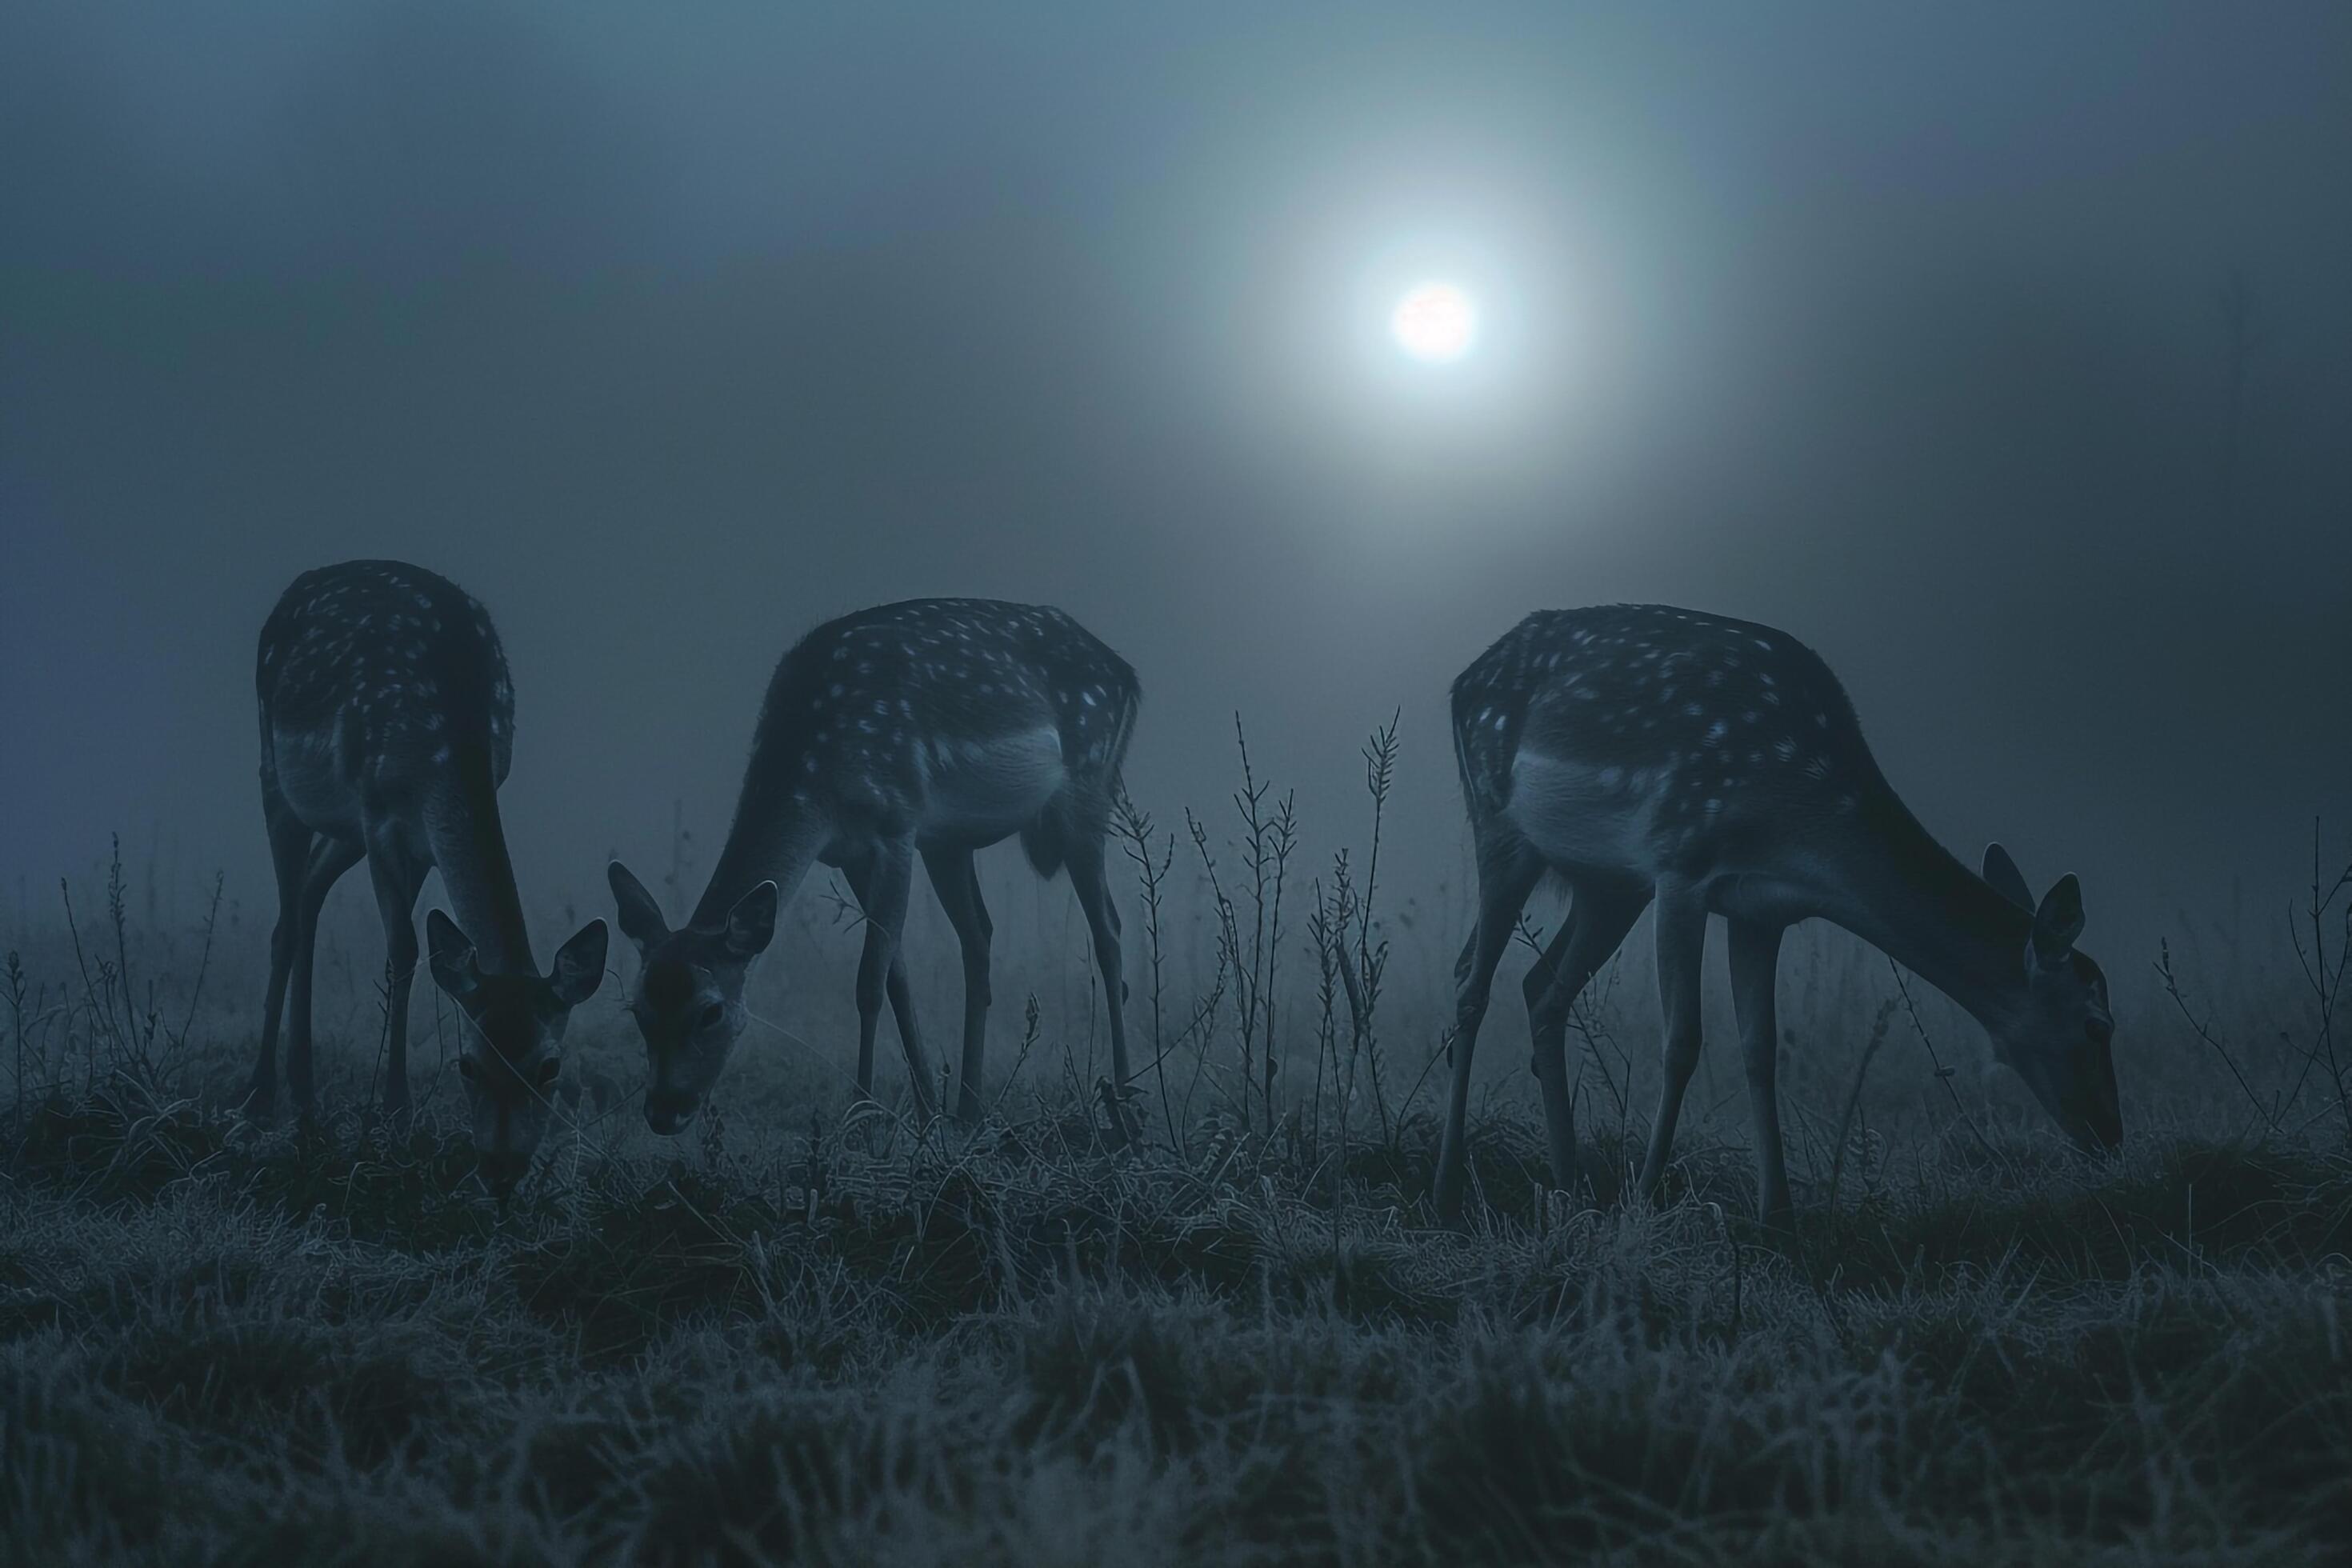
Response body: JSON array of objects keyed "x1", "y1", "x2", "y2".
[{"x1": 1390, "y1": 281, "x2": 1478, "y2": 362}]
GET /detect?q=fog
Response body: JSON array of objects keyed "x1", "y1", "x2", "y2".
[{"x1": 5, "y1": 1, "x2": 2349, "y2": 1002}]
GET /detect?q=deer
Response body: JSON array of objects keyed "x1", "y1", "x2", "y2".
[
  {"x1": 606, "y1": 598, "x2": 1140, "y2": 1134},
  {"x1": 246, "y1": 560, "x2": 608, "y2": 1193},
  {"x1": 1433, "y1": 603, "x2": 2122, "y2": 1226}
]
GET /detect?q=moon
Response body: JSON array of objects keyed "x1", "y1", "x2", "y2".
[{"x1": 1390, "y1": 281, "x2": 1477, "y2": 362}]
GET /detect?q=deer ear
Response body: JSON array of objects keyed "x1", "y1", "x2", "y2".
[
  {"x1": 549, "y1": 919, "x2": 609, "y2": 1008},
  {"x1": 2029, "y1": 874, "x2": 2086, "y2": 967},
  {"x1": 723, "y1": 882, "x2": 778, "y2": 961},
  {"x1": 1981, "y1": 842, "x2": 2033, "y2": 910},
  {"x1": 426, "y1": 909, "x2": 482, "y2": 1002},
  {"x1": 608, "y1": 861, "x2": 669, "y2": 949}
]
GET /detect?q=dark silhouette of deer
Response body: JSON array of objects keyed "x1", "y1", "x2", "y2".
[
  {"x1": 247, "y1": 561, "x2": 606, "y2": 1191},
  {"x1": 609, "y1": 598, "x2": 1139, "y2": 1132},
  {"x1": 1435, "y1": 604, "x2": 2120, "y2": 1223}
]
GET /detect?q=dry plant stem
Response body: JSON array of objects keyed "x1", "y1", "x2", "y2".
[
  {"x1": 1706, "y1": 1202, "x2": 1746, "y2": 1349},
  {"x1": 1222, "y1": 715, "x2": 1299, "y2": 1138},
  {"x1": 1326, "y1": 851, "x2": 1369, "y2": 1146},
  {"x1": 1175, "y1": 961, "x2": 1229, "y2": 1134},
  {"x1": 60, "y1": 878, "x2": 103, "y2": 1092},
  {"x1": 2286, "y1": 822, "x2": 2352, "y2": 1142},
  {"x1": 2156, "y1": 938, "x2": 2277, "y2": 1134},
  {"x1": 1238, "y1": 720, "x2": 1270, "y2": 1129},
  {"x1": 1574, "y1": 970, "x2": 1631, "y2": 1143},
  {"x1": 7, "y1": 951, "x2": 26, "y2": 1151},
  {"x1": 170, "y1": 872, "x2": 226, "y2": 1059},
  {"x1": 1308, "y1": 874, "x2": 1345, "y2": 1198},
  {"x1": 1826, "y1": 999, "x2": 1897, "y2": 1215},
  {"x1": 1114, "y1": 793, "x2": 1179, "y2": 1151},
  {"x1": 1261, "y1": 797, "x2": 1298, "y2": 1129},
  {"x1": 984, "y1": 994, "x2": 1045, "y2": 1125},
  {"x1": 109, "y1": 835, "x2": 139, "y2": 1069},
  {"x1": 1309, "y1": 882, "x2": 1330, "y2": 1136},
  {"x1": 1886, "y1": 958, "x2": 2002, "y2": 1165},
  {"x1": 1185, "y1": 805, "x2": 1251, "y2": 1124},
  {"x1": 1352, "y1": 714, "x2": 1400, "y2": 1142}
]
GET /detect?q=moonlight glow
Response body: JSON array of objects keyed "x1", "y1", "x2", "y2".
[{"x1": 1390, "y1": 282, "x2": 1477, "y2": 362}]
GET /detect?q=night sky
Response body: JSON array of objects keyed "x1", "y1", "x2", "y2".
[{"x1": 6, "y1": 2, "x2": 2348, "y2": 983}]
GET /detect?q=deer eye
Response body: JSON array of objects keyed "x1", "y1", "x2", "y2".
[
  {"x1": 458, "y1": 1056, "x2": 482, "y2": 1082},
  {"x1": 534, "y1": 1058, "x2": 562, "y2": 1087},
  {"x1": 698, "y1": 1002, "x2": 726, "y2": 1032}
]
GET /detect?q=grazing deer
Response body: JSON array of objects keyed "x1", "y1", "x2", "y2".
[
  {"x1": 608, "y1": 598, "x2": 1139, "y2": 1133},
  {"x1": 1434, "y1": 604, "x2": 2120, "y2": 1224},
  {"x1": 247, "y1": 561, "x2": 607, "y2": 1191}
]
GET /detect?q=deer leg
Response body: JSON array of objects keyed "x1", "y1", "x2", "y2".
[
  {"x1": 1433, "y1": 836, "x2": 1544, "y2": 1223},
  {"x1": 285, "y1": 834, "x2": 363, "y2": 1118},
  {"x1": 1636, "y1": 877, "x2": 1709, "y2": 1205},
  {"x1": 878, "y1": 954, "x2": 932, "y2": 1118},
  {"x1": 850, "y1": 838, "x2": 937, "y2": 1119},
  {"x1": 1522, "y1": 880, "x2": 1649, "y2": 1201},
  {"x1": 1064, "y1": 834, "x2": 1131, "y2": 1094},
  {"x1": 1727, "y1": 918, "x2": 1792, "y2": 1226},
  {"x1": 364, "y1": 824, "x2": 428, "y2": 1126},
  {"x1": 922, "y1": 845, "x2": 994, "y2": 1126},
  {"x1": 838, "y1": 855, "x2": 922, "y2": 1108},
  {"x1": 246, "y1": 800, "x2": 314, "y2": 1118}
]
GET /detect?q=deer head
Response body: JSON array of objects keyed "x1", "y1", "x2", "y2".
[
  {"x1": 425, "y1": 910, "x2": 607, "y2": 1192},
  {"x1": 606, "y1": 861, "x2": 777, "y2": 1134},
  {"x1": 1979, "y1": 842, "x2": 2121, "y2": 1152}
]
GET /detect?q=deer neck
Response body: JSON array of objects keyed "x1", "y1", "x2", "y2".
[
  {"x1": 422, "y1": 744, "x2": 534, "y2": 975},
  {"x1": 1819, "y1": 790, "x2": 2030, "y2": 1030},
  {"x1": 692, "y1": 780, "x2": 830, "y2": 931}
]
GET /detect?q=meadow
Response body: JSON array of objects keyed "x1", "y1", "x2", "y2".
[{"x1": 4, "y1": 745, "x2": 2348, "y2": 1566}]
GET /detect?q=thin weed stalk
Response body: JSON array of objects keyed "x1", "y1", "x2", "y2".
[
  {"x1": 1887, "y1": 958, "x2": 2004, "y2": 1167},
  {"x1": 1826, "y1": 998, "x2": 1897, "y2": 1214},
  {"x1": 2157, "y1": 937, "x2": 2277, "y2": 1134},
  {"x1": 1115, "y1": 792, "x2": 1180, "y2": 1151},
  {"x1": 1341, "y1": 714, "x2": 1399, "y2": 1144},
  {"x1": 2286, "y1": 820, "x2": 2351, "y2": 1143},
  {"x1": 7, "y1": 950, "x2": 26, "y2": 1150}
]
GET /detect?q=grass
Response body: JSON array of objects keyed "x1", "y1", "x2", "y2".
[
  {"x1": 2, "y1": 1079, "x2": 2346, "y2": 1565},
  {"x1": 3, "y1": 770, "x2": 2349, "y2": 1564}
]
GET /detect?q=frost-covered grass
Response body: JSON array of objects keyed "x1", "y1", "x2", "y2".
[
  {"x1": 4, "y1": 802, "x2": 2346, "y2": 1563},
  {"x1": 2, "y1": 1064, "x2": 2347, "y2": 1566}
]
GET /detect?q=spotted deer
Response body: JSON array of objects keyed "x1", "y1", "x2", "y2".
[
  {"x1": 608, "y1": 598, "x2": 1140, "y2": 1133},
  {"x1": 247, "y1": 561, "x2": 607, "y2": 1191},
  {"x1": 1434, "y1": 604, "x2": 2121, "y2": 1224}
]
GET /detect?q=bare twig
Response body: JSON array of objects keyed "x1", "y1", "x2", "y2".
[
  {"x1": 6, "y1": 951, "x2": 27, "y2": 1152},
  {"x1": 1354, "y1": 714, "x2": 1399, "y2": 1141},
  {"x1": 2156, "y1": 938, "x2": 2277, "y2": 1133},
  {"x1": 1826, "y1": 999, "x2": 1897, "y2": 1214},
  {"x1": 1114, "y1": 791, "x2": 1179, "y2": 1152},
  {"x1": 168, "y1": 871, "x2": 227, "y2": 1069},
  {"x1": 2284, "y1": 821, "x2": 2352, "y2": 1142},
  {"x1": 1886, "y1": 958, "x2": 2004, "y2": 1166}
]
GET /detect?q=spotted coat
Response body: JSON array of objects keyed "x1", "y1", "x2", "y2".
[
  {"x1": 1452, "y1": 603, "x2": 1886, "y2": 874},
  {"x1": 257, "y1": 558, "x2": 515, "y2": 800},
  {"x1": 734, "y1": 597, "x2": 1141, "y2": 858}
]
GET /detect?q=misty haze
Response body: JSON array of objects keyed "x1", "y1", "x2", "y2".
[{"x1": 3, "y1": 4, "x2": 2349, "y2": 1562}]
